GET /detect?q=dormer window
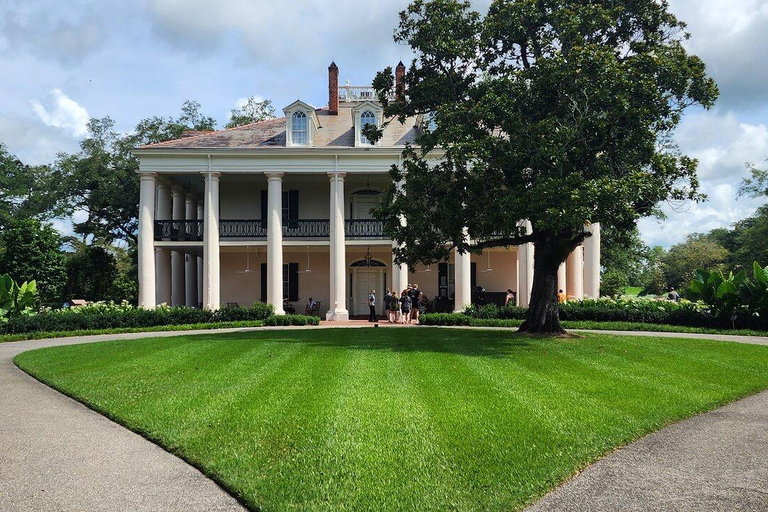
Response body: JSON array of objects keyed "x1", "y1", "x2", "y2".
[
  {"x1": 360, "y1": 111, "x2": 376, "y2": 145},
  {"x1": 283, "y1": 100, "x2": 320, "y2": 147},
  {"x1": 291, "y1": 111, "x2": 308, "y2": 145}
]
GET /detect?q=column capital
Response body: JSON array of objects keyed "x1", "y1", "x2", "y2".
[
  {"x1": 185, "y1": 193, "x2": 197, "y2": 205},
  {"x1": 138, "y1": 171, "x2": 157, "y2": 181},
  {"x1": 265, "y1": 171, "x2": 284, "y2": 181},
  {"x1": 327, "y1": 171, "x2": 347, "y2": 180},
  {"x1": 171, "y1": 185, "x2": 186, "y2": 198},
  {"x1": 200, "y1": 171, "x2": 221, "y2": 180}
]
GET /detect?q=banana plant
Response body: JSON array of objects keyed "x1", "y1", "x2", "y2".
[
  {"x1": 740, "y1": 262, "x2": 768, "y2": 315},
  {"x1": 0, "y1": 274, "x2": 38, "y2": 323},
  {"x1": 687, "y1": 268, "x2": 746, "y2": 318}
]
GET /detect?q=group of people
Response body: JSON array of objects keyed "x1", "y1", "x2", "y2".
[{"x1": 368, "y1": 284, "x2": 428, "y2": 324}]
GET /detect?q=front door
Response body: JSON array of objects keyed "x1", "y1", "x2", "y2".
[{"x1": 354, "y1": 270, "x2": 385, "y2": 316}]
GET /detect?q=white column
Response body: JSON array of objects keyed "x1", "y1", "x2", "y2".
[
  {"x1": 327, "y1": 171, "x2": 349, "y2": 321},
  {"x1": 583, "y1": 222, "x2": 601, "y2": 298},
  {"x1": 566, "y1": 245, "x2": 584, "y2": 300},
  {"x1": 202, "y1": 172, "x2": 221, "y2": 310},
  {"x1": 517, "y1": 220, "x2": 534, "y2": 307},
  {"x1": 453, "y1": 246, "x2": 472, "y2": 312},
  {"x1": 196, "y1": 202, "x2": 203, "y2": 308},
  {"x1": 266, "y1": 172, "x2": 285, "y2": 315},
  {"x1": 557, "y1": 263, "x2": 567, "y2": 296},
  {"x1": 171, "y1": 186, "x2": 186, "y2": 307},
  {"x1": 392, "y1": 178, "x2": 408, "y2": 294},
  {"x1": 326, "y1": 173, "x2": 336, "y2": 320},
  {"x1": 137, "y1": 173, "x2": 156, "y2": 308},
  {"x1": 184, "y1": 194, "x2": 198, "y2": 307},
  {"x1": 155, "y1": 182, "x2": 172, "y2": 306}
]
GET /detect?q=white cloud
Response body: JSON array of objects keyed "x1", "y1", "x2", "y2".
[
  {"x1": 0, "y1": 114, "x2": 82, "y2": 165},
  {"x1": 29, "y1": 89, "x2": 90, "y2": 138}
]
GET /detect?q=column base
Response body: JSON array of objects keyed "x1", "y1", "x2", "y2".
[
  {"x1": 274, "y1": 307, "x2": 286, "y2": 316},
  {"x1": 325, "y1": 310, "x2": 349, "y2": 322}
]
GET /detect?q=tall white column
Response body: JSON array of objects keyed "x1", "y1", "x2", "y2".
[
  {"x1": 137, "y1": 173, "x2": 156, "y2": 308},
  {"x1": 583, "y1": 222, "x2": 601, "y2": 298},
  {"x1": 171, "y1": 186, "x2": 186, "y2": 307},
  {"x1": 557, "y1": 263, "x2": 567, "y2": 296},
  {"x1": 392, "y1": 178, "x2": 408, "y2": 294},
  {"x1": 155, "y1": 182, "x2": 172, "y2": 305},
  {"x1": 326, "y1": 173, "x2": 336, "y2": 320},
  {"x1": 266, "y1": 172, "x2": 285, "y2": 315},
  {"x1": 453, "y1": 245, "x2": 472, "y2": 312},
  {"x1": 517, "y1": 220, "x2": 534, "y2": 307},
  {"x1": 566, "y1": 245, "x2": 584, "y2": 300},
  {"x1": 184, "y1": 194, "x2": 198, "y2": 307},
  {"x1": 327, "y1": 171, "x2": 349, "y2": 321},
  {"x1": 202, "y1": 172, "x2": 221, "y2": 310},
  {"x1": 196, "y1": 202, "x2": 203, "y2": 308}
]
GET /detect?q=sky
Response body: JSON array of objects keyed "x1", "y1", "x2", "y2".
[{"x1": 1, "y1": 0, "x2": 767, "y2": 248}]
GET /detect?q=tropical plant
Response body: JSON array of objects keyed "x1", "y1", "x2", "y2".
[
  {"x1": 687, "y1": 268, "x2": 746, "y2": 318},
  {"x1": 740, "y1": 262, "x2": 768, "y2": 315},
  {"x1": 0, "y1": 274, "x2": 38, "y2": 323}
]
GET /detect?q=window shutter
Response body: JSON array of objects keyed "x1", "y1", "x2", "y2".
[
  {"x1": 260, "y1": 263, "x2": 267, "y2": 302},
  {"x1": 289, "y1": 190, "x2": 299, "y2": 221},
  {"x1": 288, "y1": 262, "x2": 299, "y2": 302},
  {"x1": 260, "y1": 190, "x2": 267, "y2": 221},
  {"x1": 471, "y1": 262, "x2": 477, "y2": 290},
  {"x1": 438, "y1": 262, "x2": 448, "y2": 298}
]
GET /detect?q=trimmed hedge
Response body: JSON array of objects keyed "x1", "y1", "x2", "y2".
[
  {"x1": 1, "y1": 302, "x2": 275, "y2": 335},
  {"x1": 264, "y1": 314, "x2": 320, "y2": 326},
  {"x1": 459, "y1": 298, "x2": 768, "y2": 330}
]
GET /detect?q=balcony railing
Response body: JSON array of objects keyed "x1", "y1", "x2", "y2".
[
  {"x1": 338, "y1": 85, "x2": 395, "y2": 103},
  {"x1": 154, "y1": 220, "x2": 203, "y2": 241},
  {"x1": 345, "y1": 219, "x2": 385, "y2": 238},
  {"x1": 155, "y1": 218, "x2": 387, "y2": 240}
]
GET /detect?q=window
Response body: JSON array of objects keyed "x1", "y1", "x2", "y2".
[
  {"x1": 360, "y1": 110, "x2": 376, "y2": 145},
  {"x1": 291, "y1": 111, "x2": 308, "y2": 145}
]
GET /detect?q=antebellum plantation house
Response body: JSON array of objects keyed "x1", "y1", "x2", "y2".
[{"x1": 133, "y1": 62, "x2": 601, "y2": 320}]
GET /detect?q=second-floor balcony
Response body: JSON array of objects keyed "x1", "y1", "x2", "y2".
[{"x1": 154, "y1": 219, "x2": 386, "y2": 241}]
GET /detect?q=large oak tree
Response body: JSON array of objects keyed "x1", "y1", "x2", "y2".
[{"x1": 368, "y1": 0, "x2": 718, "y2": 333}]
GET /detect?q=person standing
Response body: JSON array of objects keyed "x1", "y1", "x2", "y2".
[
  {"x1": 368, "y1": 289, "x2": 377, "y2": 322},
  {"x1": 400, "y1": 289, "x2": 412, "y2": 324},
  {"x1": 557, "y1": 289, "x2": 567, "y2": 303},
  {"x1": 409, "y1": 284, "x2": 421, "y2": 322},
  {"x1": 384, "y1": 289, "x2": 392, "y2": 322},
  {"x1": 505, "y1": 289, "x2": 515, "y2": 306}
]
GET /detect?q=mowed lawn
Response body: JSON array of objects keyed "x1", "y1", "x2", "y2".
[{"x1": 15, "y1": 328, "x2": 768, "y2": 511}]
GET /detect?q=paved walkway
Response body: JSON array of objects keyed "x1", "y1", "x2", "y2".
[{"x1": 2, "y1": 325, "x2": 768, "y2": 511}]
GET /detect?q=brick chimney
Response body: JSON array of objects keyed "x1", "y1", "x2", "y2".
[
  {"x1": 395, "y1": 61, "x2": 406, "y2": 101},
  {"x1": 328, "y1": 61, "x2": 339, "y2": 115}
]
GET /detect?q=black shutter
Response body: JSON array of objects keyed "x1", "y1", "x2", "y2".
[
  {"x1": 471, "y1": 262, "x2": 477, "y2": 290},
  {"x1": 260, "y1": 190, "x2": 267, "y2": 221},
  {"x1": 289, "y1": 190, "x2": 299, "y2": 228},
  {"x1": 288, "y1": 262, "x2": 299, "y2": 301},
  {"x1": 260, "y1": 263, "x2": 267, "y2": 302},
  {"x1": 438, "y1": 262, "x2": 448, "y2": 298}
]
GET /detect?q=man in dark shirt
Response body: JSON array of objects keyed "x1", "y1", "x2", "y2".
[{"x1": 409, "y1": 284, "x2": 421, "y2": 321}]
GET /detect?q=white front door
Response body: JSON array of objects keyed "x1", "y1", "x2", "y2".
[{"x1": 354, "y1": 270, "x2": 385, "y2": 316}]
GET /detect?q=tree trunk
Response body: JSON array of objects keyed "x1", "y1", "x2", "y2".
[{"x1": 518, "y1": 239, "x2": 570, "y2": 335}]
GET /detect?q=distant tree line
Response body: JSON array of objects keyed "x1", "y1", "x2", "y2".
[{"x1": 0, "y1": 97, "x2": 274, "y2": 306}]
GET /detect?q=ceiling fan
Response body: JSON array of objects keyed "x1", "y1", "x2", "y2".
[
  {"x1": 237, "y1": 246, "x2": 258, "y2": 274},
  {"x1": 481, "y1": 252, "x2": 494, "y2": 273}
]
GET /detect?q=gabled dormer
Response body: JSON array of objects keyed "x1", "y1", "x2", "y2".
[
  {"x1": 283, "y1": 100, "x2": 320, "y2": 147},
  {"x1": 351, "y1": 100, "x2": 383, "y2": 147}
]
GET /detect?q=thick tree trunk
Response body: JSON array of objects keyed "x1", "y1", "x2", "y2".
[{"x1": 518, "y1": 239, "x2": 570, "y2": 335}]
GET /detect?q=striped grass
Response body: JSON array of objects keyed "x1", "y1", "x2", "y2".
[{"x1": 15, "y1": 328, "x2": 768, "y2": 511}]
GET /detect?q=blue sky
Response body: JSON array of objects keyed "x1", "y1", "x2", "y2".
[{"x1": 1, "y1": 0, "x2": 767, "y2": 247}]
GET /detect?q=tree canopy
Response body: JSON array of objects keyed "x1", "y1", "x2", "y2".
[
  {"x1": 370, "y1": 0, "x2": 718, "y2": 332},
  {"x1": 226, "y1": 97, "x2": 276, "y2": 128}
]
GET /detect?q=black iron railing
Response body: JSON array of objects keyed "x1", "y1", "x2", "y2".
[
  {"x1": 282, "y1": 219, "x2": 330, "y2": 238},
  {"x1": 345, "y1": 219, "x2": 386, "y2": 238},
  {"x1": 154, "y1": 220, "x2": 203, "y2": 241},
  {"x1": 154, "y1": 218, "x2": 388, "y2": 240},
  {"x1": 220, "y1": 219, "x2": 267, "y2": 238}
]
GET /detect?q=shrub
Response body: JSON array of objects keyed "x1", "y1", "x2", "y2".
[
  {"x1": 264, "y1": 314, "x2": 320, "y2": 326},
  {"x1": 0, "y1": 274, "x2": 38, "y2": 322},
  {"x1": 463, "y1": 303, "x2": 526, "y2": 320},
  {"x1": 420, "y1": 313, "x2": 472, "y2": 326}
]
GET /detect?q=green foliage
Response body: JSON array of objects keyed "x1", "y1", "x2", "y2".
[
  {"x1": 740, "y1": 262, "x2": 768, "y2": 315},
  {"x1": 264, "y1": 314, "x2": 320, "y2": 326},
  {"x1": 600, "y1": 225, "x2": 647, "y2": 287},
  {"x1": 686, "y1": 268, "x2": 746, "y2": 318},
  {"x1": 225, "y1": 97, "x2": 276, "y2": 128},
  {"x1": 663, "y1": 234, "x2": 729, "y2": 291},
  {"x1": 0, "y1": 274, "x2": 38, "y2": 322},
  {"x1": 419, "y1": 313, "x2": 472, "y2": 325},
  {"x1": 64, "y1": 245, "x2": 118, "y2": 301},
  {"x1": 600, "y1": 270, "x2": 630, "y2": 298},
  {"x1": 739, "y1": 161, "x2": 768, "y2": 199},
  {"x1": 0, "y1": 218, "x2": 66, "y2": 305},
  {"x1": 0, "y1": 301, "x2": 275, "y2": 335}
]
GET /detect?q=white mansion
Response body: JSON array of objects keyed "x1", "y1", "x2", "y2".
[{"x1": 134, "y1": 62, "x2": 601, "y2": 320}]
